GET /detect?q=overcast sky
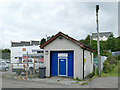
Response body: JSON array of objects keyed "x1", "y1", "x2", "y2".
[{"x1": 0, "y1": 1, "x2": 118, "y2": 49}]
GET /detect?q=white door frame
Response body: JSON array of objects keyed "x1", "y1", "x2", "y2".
[{"x1": 58, "y1": 57, "x2": 68, "y2": 76}]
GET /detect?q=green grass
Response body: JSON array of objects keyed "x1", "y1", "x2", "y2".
[{"x1": 101, "y1": 61, "x2": 120, "y2": 77}]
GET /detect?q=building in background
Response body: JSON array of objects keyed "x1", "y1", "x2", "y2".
[
  {"x1": 10, "y1": 40, "x2": 43, "y2": 63},
  {"x1": 112, "y1": 51, "x2": 120, "y2": 56},
  {"x1": 92, "y1": 32, "x2": 112, "y2": 41}
]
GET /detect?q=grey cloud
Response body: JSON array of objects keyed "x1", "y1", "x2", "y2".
[{"x1": 0, "y1": 1, "x2": 118, "y2": 49}]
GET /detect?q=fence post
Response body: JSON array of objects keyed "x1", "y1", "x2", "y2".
[{"x1": 95, "y1": 63, "x2": 96, "y2": 75}]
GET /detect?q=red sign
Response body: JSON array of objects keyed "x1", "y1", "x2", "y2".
[
  {"x1": 23, "y1": 56, "x2": 27, "y2": 59},
  {"x1": 38, "y1": 58, "x2": 44, "y2": 62},
  {"x1": 22, "y1": 48, "x2": 26, "y2": 51}
]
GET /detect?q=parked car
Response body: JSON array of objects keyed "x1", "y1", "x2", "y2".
[
  {"x1": 12, "y1": 58, "x2": 43, "y2": 75},
  {"x1": 0, "y1": 61, "x2": 9, "y2": 71}
]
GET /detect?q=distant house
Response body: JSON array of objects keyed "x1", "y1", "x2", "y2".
[
  {"x1": 92, "y1": 32, "x2": 112, "y2": 41},
  {"x1": 112, "y1": 51, "x2": 120, "y2": 56}
]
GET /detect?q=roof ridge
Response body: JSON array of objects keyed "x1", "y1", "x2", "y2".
[{"x1": 40, "y1": 32, "x2": 95, "y2": 52}]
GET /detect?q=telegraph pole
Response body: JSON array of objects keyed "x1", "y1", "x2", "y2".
[{"x1": 96, "y1": 5, "x2": 101, "y2": 76}]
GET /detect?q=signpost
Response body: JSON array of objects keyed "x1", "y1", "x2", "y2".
[
  {"x1": 26, "y1": 51, "x2": 28, "y2": 79},
  {"x1": 33, "y1": 53, "x2": 35, "y2": 75}
]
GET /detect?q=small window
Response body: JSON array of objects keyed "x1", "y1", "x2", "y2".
[
  {"x1": 0, "y1": 62, "x2": 2, "y2": 65},
  {"x1": 37, "y1": 51, "x2": 43, "y2": 53},
  {"x1": 2, "y1": 62, "x2": 6, "y2": 65}
]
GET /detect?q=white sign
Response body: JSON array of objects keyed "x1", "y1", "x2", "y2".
[{"x1": 58, "y1": 53, "x2": 68, "y2": 58}]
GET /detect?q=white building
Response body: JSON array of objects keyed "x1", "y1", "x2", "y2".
[
  {"x1": 92, "y1": 32, "x2": 112, "y2": 41},
  {"x1": 40, "y1": 32, "x2": 95, "y2": 79},
  {"x1": 10, "y1": 41, "x2": 43, "y2": 63}
]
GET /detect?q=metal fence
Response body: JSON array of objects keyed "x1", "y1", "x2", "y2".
[
  {"x1": 0, "y1": 53, "x2": 10, "y2": 60},
  {"x1": 93, "y1": 56, "x2": 107, "y2": 70}
]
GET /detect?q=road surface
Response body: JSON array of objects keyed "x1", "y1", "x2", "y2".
[
  {"x1": 88, "y1": 77, "x2": 118, "y2": 88},
  {"x1": 1, "y1": 63, "x2": 119, "y2": 88},
  {"x1": 2, "y1": 78, "x2": 88, "y2": 88}
]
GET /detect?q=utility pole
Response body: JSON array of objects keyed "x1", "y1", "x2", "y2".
[{"x1": 96, "y1": 5, "x2": 101, "y2": 76}]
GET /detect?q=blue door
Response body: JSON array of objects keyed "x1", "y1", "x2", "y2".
[
  {"x1": 59, "y1": 59, "x2": 67, "y2": 76},
  {"x1": 51, "y1": 51, "x2": 74, "y2": 77},
  {"x1": 51, "y1": 52, "x2": 58, "y2": 76}
]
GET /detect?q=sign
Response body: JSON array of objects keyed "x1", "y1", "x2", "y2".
[
  {"x1": 58, "y1": 53, "x2": 68, "y2": 58},
  {"x1": 22, "y1": 48, "x2": 26, "y2": 51},
  {"x1": 23, "y1": 54, "x2": 27, "y2": 60},
  {"x1": 84, "y1": 58, "x2": 86, "y2": 64}
]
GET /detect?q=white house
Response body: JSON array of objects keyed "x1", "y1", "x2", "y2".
[
  {"x1": 92, "y1": 32, "x2": 112, "y2": 41},
  {"x1": 40, "y1": 32, "x2": 95, "y2": 79},
  {"x1": 10, "y1": 41, "x2": 43, "y2": 63}
]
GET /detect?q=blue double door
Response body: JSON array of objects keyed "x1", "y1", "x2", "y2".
[{"x1": 51, "y1": 51, "x2": 74, "y2": 77}]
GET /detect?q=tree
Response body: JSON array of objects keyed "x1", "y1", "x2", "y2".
[
  {"x1": 40, "y1": 38, "x2": 46, "y2": 45},
  {"x1": 1, "y1": 49, "x2": 11, "y2": 59},
  {"x1": 106, "y1": 33, "x2": 117, "y2": 51},
  {"x1": 80, "y1": 35, "x2": 91, "y2": 47},
  {"x1": 2, "y1": 49, "x2": 11, "y2": 53},
  {"x1": 116, "y1": 36, "x2": 120, "y2": 51}
]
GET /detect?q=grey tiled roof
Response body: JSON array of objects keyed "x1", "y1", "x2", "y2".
[{"x1": 92, "y1": 32, "x2": 112, "y2": 38}]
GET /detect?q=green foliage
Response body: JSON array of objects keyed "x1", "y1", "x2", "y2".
[
  {"x1": 117, "y1": 55, "x2": 120, "y2": 60},
  {"x1": 101, "y1": 61, "x2": 119, "y2": 77},
  {"x1": 116, "y1": 36, "x2": 120, "y2": 50},
  {"x1": 103, "y1": 60, "x2": 112, "y2": 73},
  {"x1": 105, "y1": 34, "x2": 118, "y2": 51},
  {"x1": 88, "y1": 71, "x2": 95, "y2": 78},
  {"x1": 2, "y1": 49, "x2": 11, "y2": 53},
  {"x1": 40, "y1": 38, "x2": 46, "y2": 46},
  {"x1": 107, "y1": 54, "x2": 118, "y2": 65},
  {"x1": 79, "y1": 34, "x2": 120, "y2": 57},
  {"x1": 1, "y1": 49, "x2": 11, "y2": 59},
  {"x1": 75, "y1": 77, "x2": 82, "y2": 81}
]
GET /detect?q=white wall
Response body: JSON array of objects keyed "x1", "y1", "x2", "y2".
[
  {"x1": 10, "y1": 45, "x2": 41, "y2": 63},
  {"x1": 44, "y1": 37, "x2": 93, "y2": 79},
  {"x1": 84, "y1": 50, "x2": 93, "y2": 77},
  {"x1": 93, "y1": 36, "x2": 108, "y2": 41}
]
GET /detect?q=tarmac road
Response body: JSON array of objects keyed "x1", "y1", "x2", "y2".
[
  {"x1": 1, "y1": 78, "x2": 88, "y2": 88},
  {"x1": 88, "y1": 77, "x2": 118, "y2": 88},
  {"x1": 1, "y1": 63, "x2": 119, "y2": 88},
  {"x1": 1, "y1": 77, "x2": 119, "y2": 88}
]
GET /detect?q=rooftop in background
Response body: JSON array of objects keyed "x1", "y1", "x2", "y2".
[
  {"x1": 11, "y1": 40, "x2": 40, "y2": 47},
  {"x1": 92, "y1": 32, "x2": 112, "y2": 41},
  {"x1": 92, "y1": 32, "x2": 112, "y2": 38}
]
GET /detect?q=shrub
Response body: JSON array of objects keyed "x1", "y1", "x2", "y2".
[
  {"x1": 103, "y1": 60, "x2": 116, "y2": 73},
  {"x1": 103, "y1": 60, "x2": 111, "y2": 73},
  {"x1": 107, "y1": 54, "x2": 118, "y2": 65},
  {"x1": 117, "y1": 55, "x2": 120, "y2": 60}
]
